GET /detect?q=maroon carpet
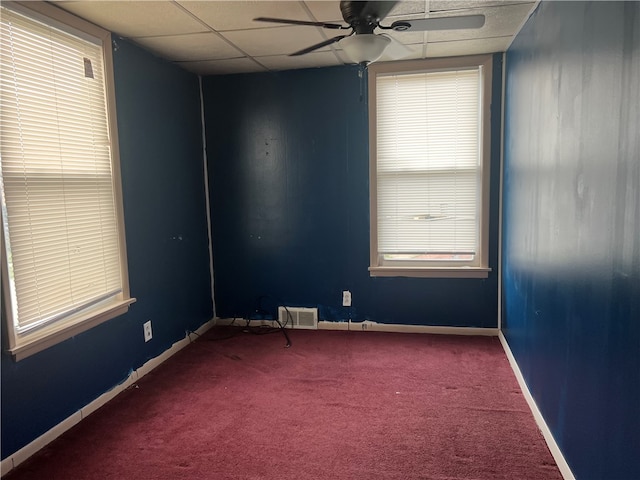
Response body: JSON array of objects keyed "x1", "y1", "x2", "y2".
[{"x1": 6, "y1": 328, "x2": 562, "y2": 479}]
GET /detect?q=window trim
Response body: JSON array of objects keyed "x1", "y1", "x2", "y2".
[
  {"x1": 1, "y1": 1, "x2": 135, "y2": 360},
  {"x1": 368, "y1": 55, "x2": 493, "y2": 278}
]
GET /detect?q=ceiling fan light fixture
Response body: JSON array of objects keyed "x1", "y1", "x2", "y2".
[{"x1": 340, "y1": 34, "x2": 391, "y2": 64}]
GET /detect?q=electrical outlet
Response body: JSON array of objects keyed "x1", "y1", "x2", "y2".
[
  {"x1": 143, "y1": 320, "x2": 152, "y2": 342},
  {"x1": 342, "y1": 290, "x2": 352, "y2": 307}
]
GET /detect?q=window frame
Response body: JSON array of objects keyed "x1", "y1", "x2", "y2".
[
  {"x1": 1, "y1": 1, "x2": 134, "y2": 361},
  {"x1": 368, "y1": 55, "x2": 493, "y2": 278}
]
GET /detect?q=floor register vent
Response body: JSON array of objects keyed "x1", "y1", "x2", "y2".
[{"x1": 278, "y1": 307, "x2": 318, "y2": 330}]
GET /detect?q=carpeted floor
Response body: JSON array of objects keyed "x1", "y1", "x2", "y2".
[{"x1": 6, "y1": 328, "x2": 562, "y2": 479}]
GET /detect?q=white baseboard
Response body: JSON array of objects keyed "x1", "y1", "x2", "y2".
[
  {"x1": 1, "y1": 318, "x2": 216, "y2": 476},
  {"x1": 215, "y1": 317, "x2": 498, "y2": 336},
  {"x1": 214, "y1": 317, "x2": 300, "y2": 328},
  {"x1": 318, "y1": 320, "x2": 350, "y2": 331},
  {"x1": 321, "y1": 320, "x2": 499, "y2": 336},
  {"x1": 0, "y1": 458, "x2": 12, "y2": 477},
  {"x1": 498, "y1": 332, "x2": 575, "y2": 480},
  {"x1": 215, "y1": 317, "x2": 260, "y2": 327}
]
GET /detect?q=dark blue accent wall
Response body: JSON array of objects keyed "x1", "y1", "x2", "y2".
[
  {"x1": 1, "y1": 39, "x2": 213, "y2": 459},
  {"x1": 503, "y1": 2, "x2": 640, "y2": 478},
  {"x1": 203, "y1": 58, "x2": 502, "y2": 328}
]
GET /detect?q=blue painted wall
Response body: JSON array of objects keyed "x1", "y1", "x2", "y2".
[
  {"x1": 1, "y1": 39, "x2": 213, "y2": 459},
  {"x1": 503, "y1": 2, "x2": 640, "y2": 478},
  {"x1": 203, "y1": 58, "x2": 502, "y2": 328}
]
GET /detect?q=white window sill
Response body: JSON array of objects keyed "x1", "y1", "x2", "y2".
[
  {"x1": 7, "y1": 298, "x2": 136, "y2": 361},
  {"x1": 369, "y1": 266, "x2": 491, "y2": 278}
]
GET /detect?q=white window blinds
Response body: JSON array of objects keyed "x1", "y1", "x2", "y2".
[
  {"x1": 0, "y1": 7, "x2": 123, "y2": 333},
  {"x1": 376, "y1": 68, "x2": 481, "y2": 259}
]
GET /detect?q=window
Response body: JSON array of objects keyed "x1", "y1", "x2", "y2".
[
  {"x1": 368, "y1": 55, "x2": 493, "y2": 278},
  {"x1": 0, "y1": 2, "x2": 134, "y2": 360}
]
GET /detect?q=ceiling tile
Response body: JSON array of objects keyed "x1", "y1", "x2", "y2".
[
  {"x1": 221, "y1": 25, "x2": 328, "y2": 57},
  {"x1": 426, "y1": 35, "x2": 512, "y2": 57},
  {"x1": 178, "y1": 57, "x2": 267, "y2": 76},
  {"x1": 429, "y1": 0, "x2": 534, "y2": 13},
  {"x1": 256, "y1": 51, "x2": 342, "y2": 71},
  {"x1": 56, "y1": 1, "x2": 208, "y2": 37},
  {"x1": 51, "y1": 0, "x2": 532, "y2": 76},
  {"x1": 133, "y1": 33, "x2": 242, "y2": 62},
  {"x1": 426, "y1": 3, "x2": 536, "y2": 42},
  {"x1": 304, "y1": 1, "x2": 344, "y2": 23},
  {"x1": 178, "y1": 1, "x2": 311, "y2": 31},
  {"x1": 388, "y1": 2, "x2": 428, "y2": 16}
]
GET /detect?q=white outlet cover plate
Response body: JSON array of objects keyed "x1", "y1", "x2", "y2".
[
  {"x1": 143, "y1": 321, "x2": 152, "y2": 342},
  {"x1": 342, "y1": 290, "x2": 352, "y2": 307}
]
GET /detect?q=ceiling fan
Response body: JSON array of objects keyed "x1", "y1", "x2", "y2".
[{"x1": 254, "y1": 1, "x2": 485, "y2": 64}]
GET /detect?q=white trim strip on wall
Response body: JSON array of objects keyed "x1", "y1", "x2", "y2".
[
  {"x1": 498, "y1": 332, "x2": 575, "y2": 480},
  {"x1": 215, "y1": 317, "x2": 499, "y2": 336},
  {"x1": 0, "y1": 319, "x2": 216, "y2": 477},
  {"x1": 498, "y1": 50, "x2": 507, "y2": 331},
  {"x1": 198, "y1": 76, "x2": 216, "y2": 317}
]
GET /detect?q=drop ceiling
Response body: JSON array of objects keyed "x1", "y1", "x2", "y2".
[{"x1": 54, "y1": 1, "x2": 537, "y2": 75}]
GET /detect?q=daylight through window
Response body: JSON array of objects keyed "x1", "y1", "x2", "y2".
[
  {"x1": 369, "y1": 56, "x2": 493, "y2": 278},
  {"x1": 0, "y1": 3, "x2": 133, "y2": 359}
]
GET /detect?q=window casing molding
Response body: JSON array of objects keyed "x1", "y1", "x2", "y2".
[
  {"x1": 368, "y1": 55, "x2": 493, "y2": 278},
  {"x1": 1, "y1": 1, "x2": 134, "y2": 360}
]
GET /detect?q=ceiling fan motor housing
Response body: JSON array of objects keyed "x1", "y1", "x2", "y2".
[{"x1": 340, "y1": 1, "x2": 379, "y2": 34}]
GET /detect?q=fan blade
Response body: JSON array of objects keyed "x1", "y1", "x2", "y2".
[
  {"x1": 254, "y1": 17, "x2": 347, "y2": 30},
  {"x1": 379, "y1": 34, "x2": 414, "y2": 61},
  {"x1": 358, "y1": 1, "x2": 398, "y2": 22},
  {"x1": 390, "y1": 15, "x2": 485, "y2": 32},
  {"x1": 290, "y1": 35, "x2": 351, "y2": 56}
]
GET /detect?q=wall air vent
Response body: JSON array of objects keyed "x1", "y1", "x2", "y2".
[{"x1": 278, "y1": 307, "x2": 318, "y2": 330}]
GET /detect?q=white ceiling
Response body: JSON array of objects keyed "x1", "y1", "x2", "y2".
[{"x1": 53, "y1": 1, "x2": 537, "y2": 75}]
